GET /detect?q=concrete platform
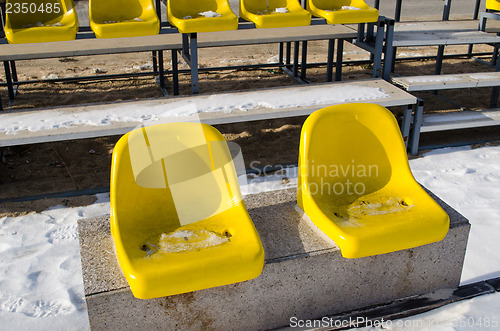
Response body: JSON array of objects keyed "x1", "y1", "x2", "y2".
[{"x1": 79, "y1": 187, "x2": 470, "y2": 330}]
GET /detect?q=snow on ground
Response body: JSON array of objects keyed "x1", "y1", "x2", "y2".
[
  {"x1": 405, "y1": 76, "x2": 461, "y2": 83},
  {"x1": 410, "y1": 146, "x2": 500, "y2": 285},
  {"x1": 0, "y1": 194, "x2": 109, "y2": 331},
  {"x1": 0, "y1": 145, "x2": 499, "y2": 330}
]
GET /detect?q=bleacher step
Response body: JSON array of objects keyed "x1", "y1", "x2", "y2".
[
  {"x1": 392, "y1": 72, "x2": 500, "y2": 92},
  {"x1": 421, "y1": 109, "x2": 500, "y2": 132}
]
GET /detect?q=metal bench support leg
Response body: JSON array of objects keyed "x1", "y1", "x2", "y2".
[
  {"x1": 172, "y1": 50, "x2": 179, "y2": 96},
  {"x1": 279, "y1": 42, "x2": 284, "y2": 65},
  {"x1": 10, "y1": 61, "x2": 18, "y2": 83},
  {"x1": 182, "y1": 34, "x2": 189, "y2": 57},
  {"x1": 479, "y1": 12, "x2": 489, "y2": 32},
  {"x1": 372, "y1": 20, "x2": 385, "y2": 78},
  {"x1": 493, "y1": 43, "x2": 500, "y2": 66},
  {"x1": 152, "y1": 51, "x2": 158, "y2": 73},
  {"x1": 357, "y1": 23, "x2": 365, "y2": 42},
  {"x1": 335, "y1": 39, "x2": 343, "y2": 81},
  {"x1": 395, "y1": 0, "x2": 402, "y2": 22},
  {"x1": 157, "y1": 51, "x2": 168, "y2": 96},
  {"x1": 435, "y1": 45, "x2": 445, "y2": 75},
  {"x1": 190, "y1": 33, "x2": 199, "y2": 94},
  {"x1": 401, "y1": 104, "x2": 412, "y2": 148},
  {"x1": 410, "y1": 99, "x2": 424, "y2": 156},
  {"x1": 8, "y1": 61, "x2": 19, "y2": 99},
  {"x1": 442, "y1": 0, "x2": 452, "y2": 21},
  {"x1": 491, "y1": 85, "x2": 500, "y2": 109},
  {"x1": 468, "y1": 0, "x2": 482, "y2": 56},
  {"x1": 3, "y1": 61, "x2": 15, "y2": 103},
  {"x1": 391, "y1": 48, "x2": 397, "y2": 73},
  {"x1": 490, "y1": 51, "x2": 500, "y2": 108},
  {"x1": 300, "y1": 41, "x2": 308, "y2": 80},
  {"x1": 383, "y1": 19, "x2": 395, "y2": 81},
  {"x1": 326, "y1": 39, "x2": 335, "y2": 82},
  {"x1": 286, "y1": 42, "x2": 292, "y2": 67},
  {"x1": 293, "y1": 41, "x2": 300, "y2": 78}
]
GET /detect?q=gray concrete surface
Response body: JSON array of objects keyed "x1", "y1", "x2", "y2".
[{"x1": 79, "y1": 187, "x2": 470, "y2": 330}]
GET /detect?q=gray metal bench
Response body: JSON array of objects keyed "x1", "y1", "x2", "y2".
[
  {"x1": 420, "y1": 110, "x2": 500, "y2": 133},
  {"x1": 383, "y1": 19, "x2": 500, "y2": 80},
  {"x1": 0, "y1": 79, "x2": 418, "y2": 150},
  {"x1": 0, "y1": 19, "x2": 391, "y2": 109},
  {"x1": 177, "y1": 22, "x2": 358, "y2": 94},
  {"x1": 0, "y1": 28, "x2": 184, "y2": 107},
  {"x1": 0, "y1": 0, "x2": 392, "y2": 107},
  {"x1": 178, "y1": 15, "x2": 391, "y2": 94},
  {"x1": 392, "y1": 72, "x2": 500, "y2": 154}
]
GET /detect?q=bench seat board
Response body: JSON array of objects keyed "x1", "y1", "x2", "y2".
[
  {"x1": 421, "y1": 109, "x2": 500, "y2": 132},
  {"x1": 195, "y1": 24, "x2": 357, "y2": 48},
  {"x1": 0, "y1": 79, "x2": 416, "y2": 147},
  {"x1": 0, "y1": 33, "x2": 184, "y2": 61},
  {"x1": 392, "y1": 72, "x2": 500, "y2": 92},
  {"x1": 0, "y1": 25, "x2": 357, "y2": 62},
  {"x1": 392, "y1": 20, "x2": 500, "y2": 47}
]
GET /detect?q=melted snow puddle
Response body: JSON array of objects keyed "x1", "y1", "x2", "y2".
[
  {"x1": 348, "y1": 197, "x2": 413, "y2": 218},
  {"x1": 183, "y1": 11, "x2": 222, "y2": 19},
  {"x1": 257, "y1": 7, "x2": 289, "y2": 15},
  {"x1": 334, "y1": 197, "x2": 414, "y2": 225},
  {"x1": 405, "y1": 76, "x2": 461, "y2": 83},
  {"x1": 146, "y1": 229, "x2": 230, "y2": 255},
  {"x1": 325, "y1": 6, "x2": 361, "y2": 11},
  {"x1": 104, "y1": 17, "x2": 143, "y2": 24},
  {"x1": 23, "y1": 22, "x2": 63, "y2": 27}
]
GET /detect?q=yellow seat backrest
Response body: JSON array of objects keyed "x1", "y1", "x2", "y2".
[
  {"x1": 298, "y1": 103, "x2": 410, "y2": 208},
  {"x1": 111, "y1": 122, "x2": 243, "y2": 243},
  {"x1": 486, "y1": 0, "x2": 500, "y2": 11}
]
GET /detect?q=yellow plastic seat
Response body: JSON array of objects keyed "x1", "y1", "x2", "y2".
[
  {"x1": 167, "y1": 0, "x2": 238, "y2": 33},
  {"x1": 239, "y1": 0, "x2": 311, "y2": 28},
  {"x1": 307, "y1": 0, "x2": 378, "y2": 24},
  {"x1": 89, "y1": 0, "x2": 160, "y2": 38},
  {"x1": 4, "y1": 0, "x2": 78, "y2": 44},
  {"x1": 487, "y1": 0, "x2": 500, "y2": 11},
  {"x1": 297, "y1": 104, "x2": 449, "y2": 259},
  {"x1": 110, "y1": 122, "x2": 264, "y2": 299}
]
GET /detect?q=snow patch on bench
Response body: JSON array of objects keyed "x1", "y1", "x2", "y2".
[
  {"x1": 1, "y1": 85, "x2": 390, "y2": 135},
  {"x1": 405, "y1": 76, "x2": 461, "y2": 83}
]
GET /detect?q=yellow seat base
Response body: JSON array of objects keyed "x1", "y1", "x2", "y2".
[
  {"x1": 307, "y1": 0, "x2": 378, "y2": 24},
  {"x1": 4, "y1": 0, "x2": 78, "y2": 44},
  {"x1": 240, "y1": 0, "x2": 311, "y2": 28},
  {"x1": 168, "y1": 0, "x2": 238, "y2": 33},
  {"x1": 298, "y1": 104, "x2": 449, "y2": 259},
  {"x1": 89, "y1": 0, "x2": 160, "y2": 38},
  {"x1": 111, "y1": 123, "x2": 264, "y2": 299},
  {"x1": 487, "y1": 0, "x2": 500, "y2": 11}
]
